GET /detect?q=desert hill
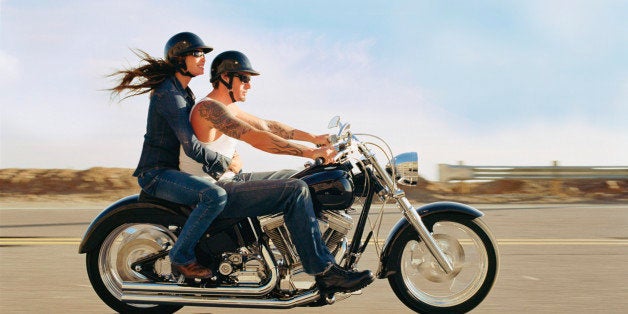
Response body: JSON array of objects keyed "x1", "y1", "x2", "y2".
[{"x1": 1, "y1": 167, "x2": 626, "y2": 204}]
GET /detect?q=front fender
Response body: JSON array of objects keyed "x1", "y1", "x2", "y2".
[
  {"x1": 376, "y1": 201, "x2": 484, "y2": 278},
  {"x1": 77, "y1": 194, "x2": 184, "y2": 254}
]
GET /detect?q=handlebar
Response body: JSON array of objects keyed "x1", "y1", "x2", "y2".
[{"x1": 314, "y1": 157, "x2": 326, "y2": 165}]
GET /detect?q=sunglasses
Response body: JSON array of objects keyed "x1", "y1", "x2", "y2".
[
  {"x1": 233, "y1": 73, "x2": 251, "y2": 83},
  {"x1": 188, "y1": 51, "x2": 205, "y2": 57}
]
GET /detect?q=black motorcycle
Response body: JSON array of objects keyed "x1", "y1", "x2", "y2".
[{"x1": 79, "y1": 116, "x2": 499, "y2": 313}]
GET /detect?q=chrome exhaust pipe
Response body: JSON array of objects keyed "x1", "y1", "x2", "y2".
[
  {"x1": 122, "y1": 288, "x2": 321, "y2": 308},
  {"x1": 122, "y1": 246, "x2": 277, "y2": 297}
]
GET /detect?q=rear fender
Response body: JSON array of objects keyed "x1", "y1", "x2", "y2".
[
  {"x1": 376, "y1": 201, "x2": 484, "y2": 278},
  {"x1": 78, "y1": 194, "x2": 186, "y2": 254}
]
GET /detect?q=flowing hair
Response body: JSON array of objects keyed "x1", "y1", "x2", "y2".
[{"x1": 108, "y1": 49, "x2": 179, "y2": 100}]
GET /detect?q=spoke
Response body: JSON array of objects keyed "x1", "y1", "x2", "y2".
[{"x1": 449, "y1": 276, "x2": 456, "y2": 292}]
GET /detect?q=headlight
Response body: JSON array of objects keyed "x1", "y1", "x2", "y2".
[{"x1": 386, "y1": 152, "x2": 419, "y2": 186}]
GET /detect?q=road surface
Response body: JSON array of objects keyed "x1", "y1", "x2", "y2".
[{"x1": 1, "y1": 202, "x2": 626, "y2": 313}]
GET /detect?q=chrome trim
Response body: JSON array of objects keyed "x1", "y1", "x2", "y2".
[
  {"x1": 259, "y1": 214, "x2": 301, "y2": 266},
  {"x1": 397, "y1": 196, "x2": 455, "y2": 274},
  {"x1": 366, "y1": 145, "x2": 454, "y2": 274},
  {"x1": 335, "y1": 238, "x2": 348, "y2": 265},
  {"x1": 387, "y1": 152, "x2": 419, "y2": 186},
  {"x1": 122, "y1": 246, "x2": 277, "y2": 297},
  {"x1": 121, "y1": 289, "x2": 321, "y2": 308},
  {"x1": 321, "y1": 210, "x2": 353, "y2": 235}
]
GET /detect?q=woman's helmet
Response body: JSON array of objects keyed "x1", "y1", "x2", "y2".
[
  {"x1": 164, "y1": 32, "x2": 213, "y2": 61},
  {"x1": 210, "y1": 51, "x2": 260, "y2": 84},
  {"x1": 164, "y1": 32, "x2": 212, "y2": 77}
]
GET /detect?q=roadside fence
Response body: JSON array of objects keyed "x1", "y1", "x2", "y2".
[{"x1": 438, "y1": 161, "x2": 628, "y2": 194}]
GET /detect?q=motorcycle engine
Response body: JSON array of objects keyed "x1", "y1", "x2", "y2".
[
  {"x1": 319, "y1": 210, "x2": 353, "y2": 255},
  {"x1": 259, "y1": 210, "x2": 353, "y2": 293},
  {"x1": 216, "y1": 248, "x2": 268, "y2": 285},
  {"x1": 195, "y1": 223, "x2": 269, "y2": 285}
]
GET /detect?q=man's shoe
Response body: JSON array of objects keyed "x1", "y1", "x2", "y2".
[
  {"x1": 315, "y1": 264, "x2": 375, "y2": 294},
  {"x1": 172, "y1": 262, "x2": 213, "y2": 279}
]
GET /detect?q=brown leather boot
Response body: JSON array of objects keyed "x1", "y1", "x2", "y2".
[{"x1": 172, "y1": 262, "x2": 213, "y2": 279}]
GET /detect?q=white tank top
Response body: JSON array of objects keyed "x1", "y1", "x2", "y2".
[{"x1": 179, "y1": 99, "x2": 239, "y2": 180}]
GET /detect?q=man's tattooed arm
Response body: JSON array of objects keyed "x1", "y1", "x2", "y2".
[
  {"x1": 266, "y1": 120, "x2": 296, "y2": 139},
  {"x1": 198, "y1": 101, "x2": 251, "y2": 139},
  {"x1": 267, "y1": 138, "x2": 303, "y2": 156},
  {"x1": 265, "y1": 120, "x2": 327, "y2": 146},
  {"x1": 196, "y1": 100, "x2": 310, "y2": 157}
]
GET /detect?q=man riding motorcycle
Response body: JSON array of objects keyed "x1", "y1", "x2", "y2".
[{"x1": 178, "y1": 50, "x2": 375, "y2": 294}]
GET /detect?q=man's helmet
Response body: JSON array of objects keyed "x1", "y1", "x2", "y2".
[
  {"x1": 164, "y1": 32, "x2": 213, "y2": 62},
  {"x1": 210, "y1": 51, "x2": 260, "y2": 84}
]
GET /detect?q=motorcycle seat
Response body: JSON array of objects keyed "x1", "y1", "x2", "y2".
[{"x1": 138, "y1": 190, "x2": 193, "y2": 216}]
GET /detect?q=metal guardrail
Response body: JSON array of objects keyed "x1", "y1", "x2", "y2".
[{"x1": 439, "y1": 163, "x2": 628, "y2": 182}]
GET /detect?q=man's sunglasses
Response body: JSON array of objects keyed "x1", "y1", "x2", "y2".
[{"x1": 233, "y1": 74, "x2": 251, "y2": 83}]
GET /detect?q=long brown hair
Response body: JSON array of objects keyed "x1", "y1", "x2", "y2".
[{"x1": 108, "y1": 49, "x2": 179, "y2": 100}]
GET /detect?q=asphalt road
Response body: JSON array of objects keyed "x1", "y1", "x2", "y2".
[{"x1": 1, "y1": 202, "x2": 627, "y2": 313}]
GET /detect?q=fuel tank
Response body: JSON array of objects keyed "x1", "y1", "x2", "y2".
[{"x1": 294, "y1": 165, "x2": 355, "y2": 211}]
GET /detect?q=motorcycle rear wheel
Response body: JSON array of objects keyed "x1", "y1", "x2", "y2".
[
  {"x1": 387, "y1": 213, "x2": 499, "y2": 313},
  {"x1": 85, "y1": 208, "x2": 184, "y2": 313}
]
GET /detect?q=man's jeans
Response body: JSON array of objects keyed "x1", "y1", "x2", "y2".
[
  {"x1": 217, "y1": 170, "x2": 336, "y2": 274},
  {"x1": 138, "y1": 168, "x2": 227, "y2": 266}
]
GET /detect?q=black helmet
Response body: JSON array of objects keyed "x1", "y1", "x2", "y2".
[
  {"x1": 210, "y1": 51, "x2": 260, "y2": 83},
  {"x1": 164, "y1": 32, "x2": 213, "y2": 62}
]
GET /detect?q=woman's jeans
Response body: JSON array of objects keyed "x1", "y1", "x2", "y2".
[
  {"x1": 216, "y1": 170, "x2": 336, "y2": 274},
  {"x1": 138, "y1": 168, "x2": 227, "y2": 266}
]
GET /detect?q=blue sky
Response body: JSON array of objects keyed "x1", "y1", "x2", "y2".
[{"x1": 1, "y1": 0, "x2": 626, "y2": 180}]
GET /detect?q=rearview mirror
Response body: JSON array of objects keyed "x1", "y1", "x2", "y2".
[{"x1": 328, "y1": 116, "x2": 341, "y2": 129}]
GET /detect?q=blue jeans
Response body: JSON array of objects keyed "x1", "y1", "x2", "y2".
[
  {"x1": 216, "y1": 170, "x2": 336, "y2": 274},
  {"x1": 138, "y1": 168, "x2": 227, "y2": 266}
]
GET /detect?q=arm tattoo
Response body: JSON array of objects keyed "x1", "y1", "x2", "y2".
[
  {"x1": 268, "y1": 121, "x2": 295, "y2": 139},
  {"x1": 267, "y1": 138, "x2": 303, "y2": 156},
  {"x1": 198, "y1": 101, "x2": 252, "y2": 139},
  {"x1": 197, "y1": 101, "x2": 304, "y2": 155}
]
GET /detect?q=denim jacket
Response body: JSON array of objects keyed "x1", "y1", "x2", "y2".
[{"x1": 133, "y1": 76, "x2": 229, "y2": 179}]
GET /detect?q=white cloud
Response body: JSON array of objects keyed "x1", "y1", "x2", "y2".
[
  {"x1": 611, "y1": 79, "x2": 628, "y2": 112},
  {"x1": 410, "y1": 119, "x2": 628, "y2": 181},
  {"x1": 521, "y1": 0, "x2": 625, "y2": 49},
  {"x1": 2, "y1": 1, "x2": 626, "y2": 183},
  {"x1": 527, "y1": 1, "x2": 594, "y2": 39},
  {"x1": 0, "y1": 50, "x2": 20, "y2": 83}
]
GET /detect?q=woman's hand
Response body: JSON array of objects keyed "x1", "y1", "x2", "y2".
[{"x1": 228, "y1": 151, "x2": 243, "y2": 173}]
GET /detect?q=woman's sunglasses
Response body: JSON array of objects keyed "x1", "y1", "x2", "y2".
[{"x1": 188, "y1": 51, "x2": 205, "y2": 58}]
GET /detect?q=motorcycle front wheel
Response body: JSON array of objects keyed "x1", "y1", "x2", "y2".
[
  {"x1": 388, "y1": 212, "x2": 499, "y2": 313},
  {"x1": 85, "y1": 208, "x2": 185, "y2": 314}
]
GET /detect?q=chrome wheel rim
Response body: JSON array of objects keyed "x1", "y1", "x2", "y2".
[
  {"x1": 98, "y1": 223, "x2": 176, "y2": 303},
  {"x1": 400, "y1": 221, "x2": 488, "y2": 307}
]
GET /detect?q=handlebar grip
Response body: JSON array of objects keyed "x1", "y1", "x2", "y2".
[{"x1": 329, "y1": 134, "x2": 338, "y2": 144}]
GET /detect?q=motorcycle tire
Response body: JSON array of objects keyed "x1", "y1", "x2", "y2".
[
  {"x1": 387, "y1": 212, "x2": 499, "y2": 314},
  {"x1": 85, "y1": 207, "x2": 185, "y2": 313}
]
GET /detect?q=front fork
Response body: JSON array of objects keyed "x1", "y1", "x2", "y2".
[
  {"x1": 365, "y1": 148, "x2": 455, "y2": 274},
  {"x1": 393, "y1": 193, "x2": 455, "y2": 274}
]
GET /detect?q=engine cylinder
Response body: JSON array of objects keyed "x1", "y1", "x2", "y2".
[
  {"x1": 259, "y1": 214, "x2": 301, "y2": 267},
  {"x1": 259, "y1": 210, "x2": 353, "y2": 269}
]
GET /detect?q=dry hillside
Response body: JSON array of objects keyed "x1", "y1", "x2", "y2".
[{"x1": 1, "y1": 167, "x2": 626, "y2": 204}]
